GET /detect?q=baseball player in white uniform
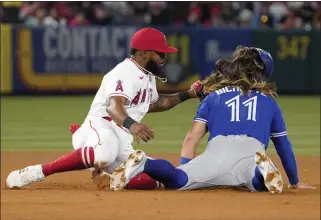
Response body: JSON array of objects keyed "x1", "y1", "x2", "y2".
[{"x1": 6, "y1": 27, "x2": 203, "y2": 189}]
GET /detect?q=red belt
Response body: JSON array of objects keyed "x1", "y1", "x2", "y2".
[{"x1": 103, "y1": 116, "x2": 113, "y2": 122}]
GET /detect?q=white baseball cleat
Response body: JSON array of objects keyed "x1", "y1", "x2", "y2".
[
  {"x1": 255, "y1": 152, "x2": 283, "y2": 195},
  {"x1": 110, "y1": 150, "x2": 147, "y2": 191},
  {"x1": 6, "y1": 165, "x2": 45, "y2": 189}
]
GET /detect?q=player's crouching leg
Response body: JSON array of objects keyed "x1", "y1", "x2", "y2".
[
  {"x1": 70, "y1": 123, "x2": 162, "y2": 190},
  {"x1": 6, "y1": 144, "x2": 118, "y2": 189}
]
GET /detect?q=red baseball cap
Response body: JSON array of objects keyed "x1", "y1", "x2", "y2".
[{"x1": 130, "y1": 28, "x2": 178, "y2": 54}]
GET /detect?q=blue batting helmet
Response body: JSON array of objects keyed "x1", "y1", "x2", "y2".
[{"x1": 251, "y1": 47, "x2": 274, "y2": 79}]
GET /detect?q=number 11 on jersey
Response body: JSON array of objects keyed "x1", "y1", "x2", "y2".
[{"x1": 225, "y1": 95, "x2": 257, "y2": 122}]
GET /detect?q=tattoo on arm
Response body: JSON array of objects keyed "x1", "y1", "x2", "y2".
[{"x1": 148, "y1": 93, "x2": 190, "y2": 113}]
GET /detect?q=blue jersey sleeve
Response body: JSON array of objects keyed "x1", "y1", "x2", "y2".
[
  {"x1": 270, "y1": 102, "x2": 287, "y2": 138},
  {"x1": 271, "y1": 102, "x2": 299, "y2": 185},
  {"x1": 194, "y1": 95, "x2": 212, "y2": 124}
]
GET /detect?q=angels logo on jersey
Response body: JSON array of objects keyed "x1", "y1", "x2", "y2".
[
  {"x1": 131, "y1": 89, "x2": 151, "y2": 105},
  {"x1": 115, "y1": 80, "x2": 124, "y2": 92}
]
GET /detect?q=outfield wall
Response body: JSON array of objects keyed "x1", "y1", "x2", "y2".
[{"x1": 1, "y1": 24, "x2": 320, "y2": 95}]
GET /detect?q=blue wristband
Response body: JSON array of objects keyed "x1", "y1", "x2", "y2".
[{"x1": 180, "y1": 157, "x2": 191, "y2": 165}]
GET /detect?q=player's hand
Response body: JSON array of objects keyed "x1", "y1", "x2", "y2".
[
  {"x1": 190, "y1": 80, "x2": 206, "y2": 101},
  {"x1": 129, "y1": 122, "x2": 154, "y2": 143},
  {"x1": 288, "y1": 183, "x2": 317, "y2": 190}
]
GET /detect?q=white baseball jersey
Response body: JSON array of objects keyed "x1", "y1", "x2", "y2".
[{"x1": 88, "y1": 58, "x2": 159, "y2": 123}]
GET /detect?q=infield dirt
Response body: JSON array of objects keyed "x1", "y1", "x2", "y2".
[{"x1": 1, "y1": 152, "x2": 320, "y2": 220}]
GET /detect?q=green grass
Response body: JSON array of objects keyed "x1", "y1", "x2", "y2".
[{"x1": 1, "y1": 96, "x2": 320, "y2": 156}]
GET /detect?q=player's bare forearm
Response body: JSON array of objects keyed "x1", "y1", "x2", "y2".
[
  {"x1": 181, "y1": 121, "x2": 207, "y2": 159},
  {"x1": 181, "y1": 132, "x2": 199, "y2": 159},
  {"x1": 107, "y1": 96, "x2": 155, "y2": 141},
  {"x1": 106, "y1": 96, "x2": 130, "y2": 125},
  {"x1": 148, "y1": 90, "x2": 195, "y2": 113}
]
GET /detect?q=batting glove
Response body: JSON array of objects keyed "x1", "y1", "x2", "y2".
[{"x1": 191, "y1": 80, "x2": 206, "y2": 101}]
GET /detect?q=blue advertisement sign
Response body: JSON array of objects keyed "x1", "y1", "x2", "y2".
[{"x1": 1, "y1": 25, "x2": 251, "y2": 93}]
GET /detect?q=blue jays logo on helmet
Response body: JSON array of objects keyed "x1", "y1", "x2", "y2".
[{"x1": 252, "y1": 48, "x2": 274, "y2": 79}]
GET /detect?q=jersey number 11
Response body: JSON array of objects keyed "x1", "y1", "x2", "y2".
[{"x1": 225, "y1": 95, "x2": 257, "y2": 122}]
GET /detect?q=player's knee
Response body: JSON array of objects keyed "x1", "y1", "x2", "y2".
[
  {"x1": 93, "y1": 145, "x2": 118, "y2": 169},
  {"x1": 173, "y1": 169, "x2": 189, "y2": 189}
]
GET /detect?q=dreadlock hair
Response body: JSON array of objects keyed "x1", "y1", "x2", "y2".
[{"x1": 202, "y1": 46, "x2": 277, "y2": 98}]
